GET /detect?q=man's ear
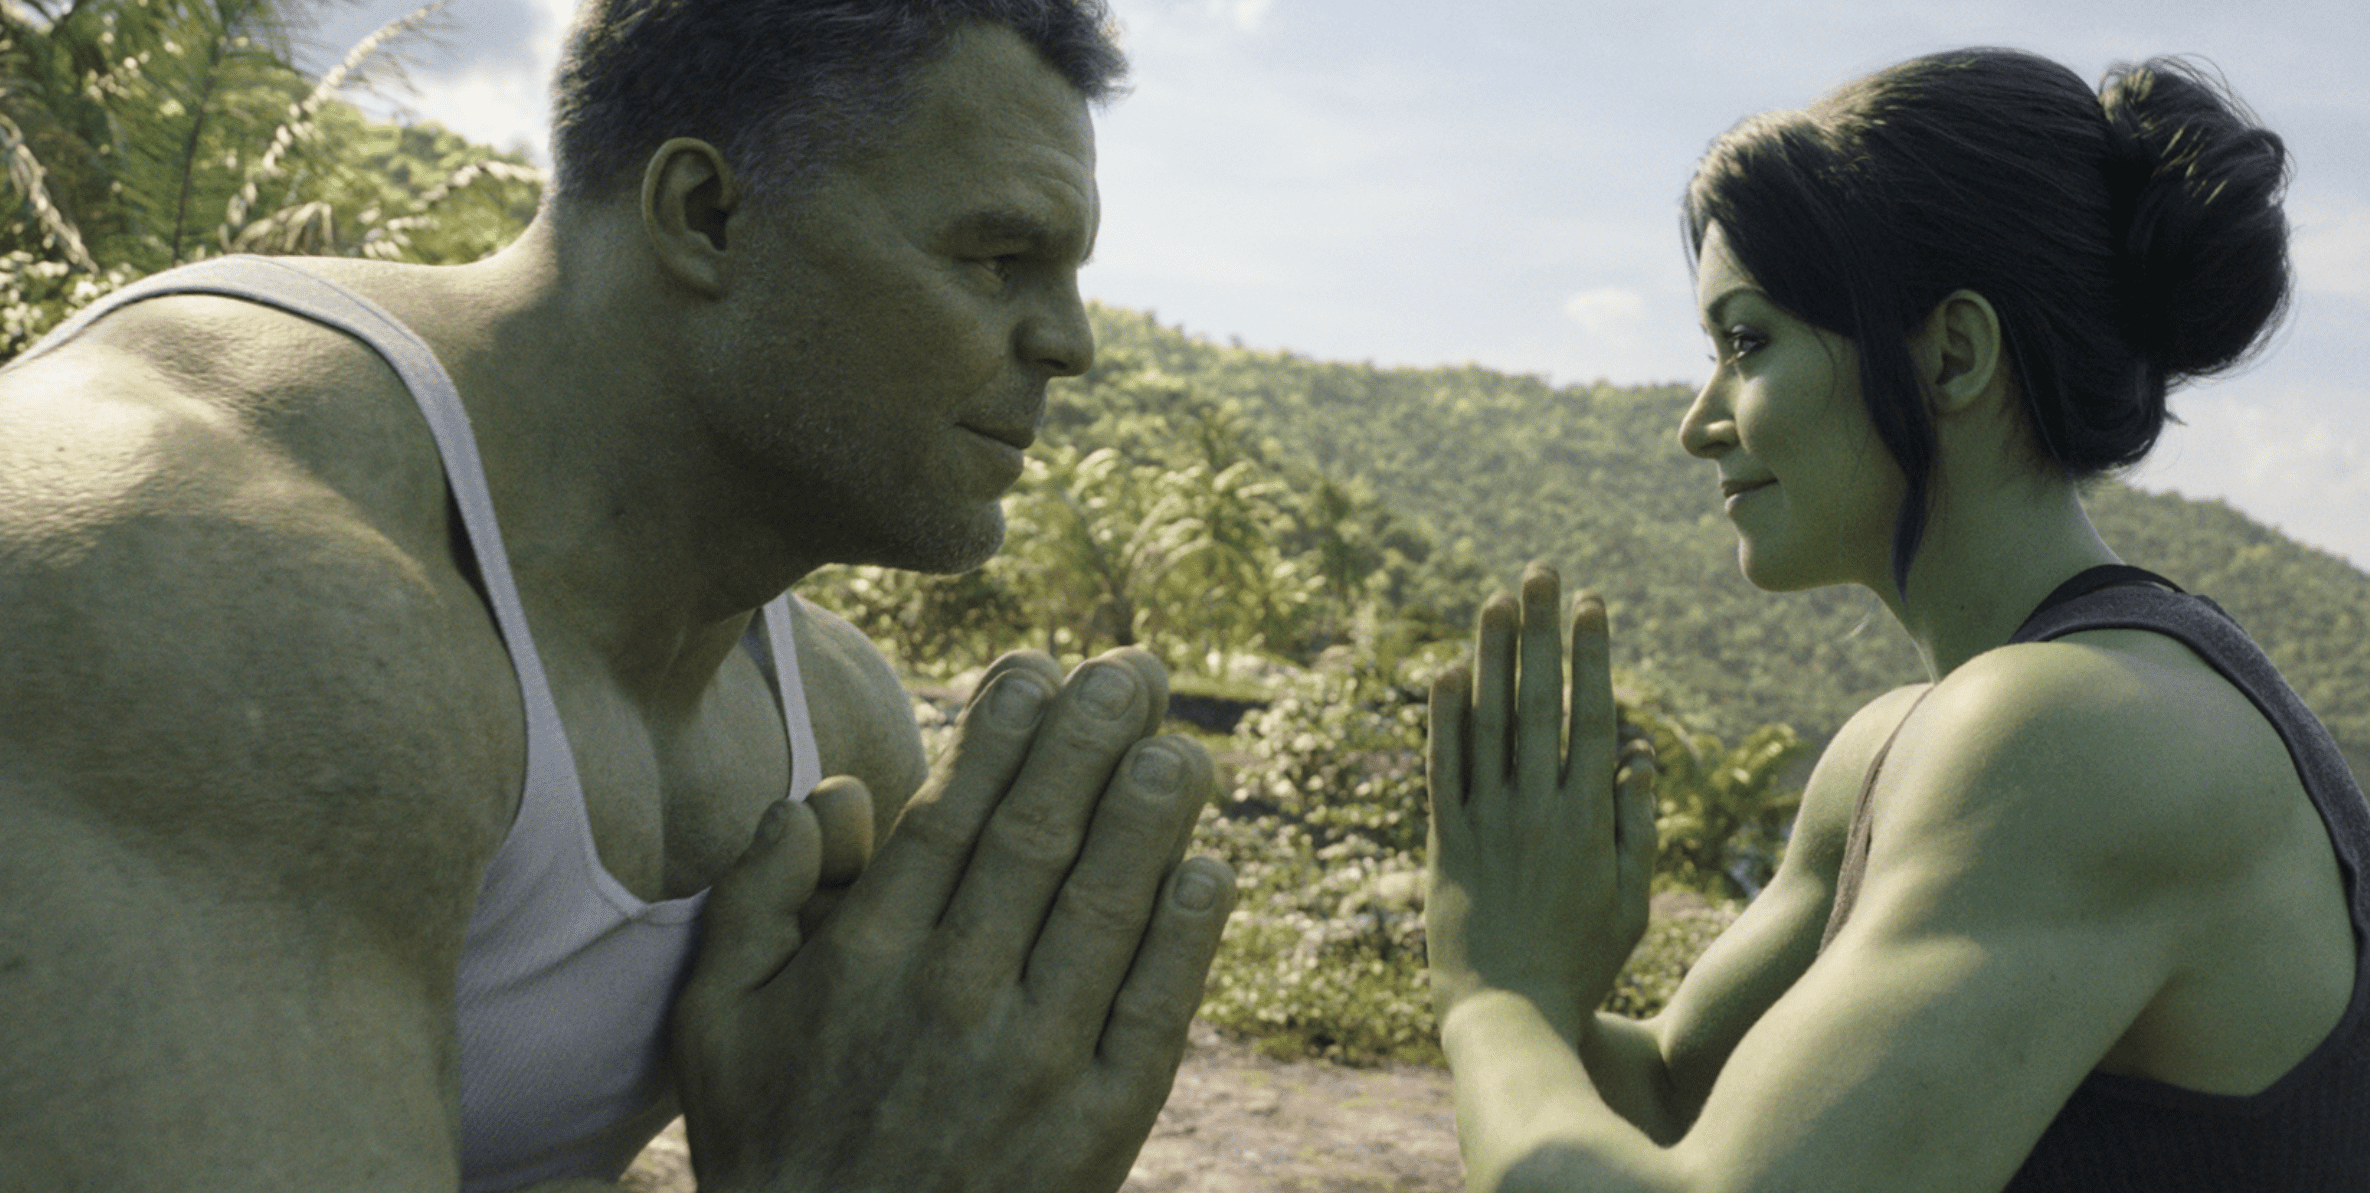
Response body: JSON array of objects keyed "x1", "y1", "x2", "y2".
[
  {"x1": 641, "y1": 137, "x2": 739, "y2": 297},
  {"x1": 1911, "y1": 288, "x2": 2006, "y2": 418}
]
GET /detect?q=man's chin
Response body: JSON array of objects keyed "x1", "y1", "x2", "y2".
[{"x1": 869, "y1": 506, "x2": 1007, "y2": 575}]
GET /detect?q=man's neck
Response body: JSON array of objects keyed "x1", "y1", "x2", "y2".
[{"x1": 416, "y1": 218, "x2": 824, "y2": 708}]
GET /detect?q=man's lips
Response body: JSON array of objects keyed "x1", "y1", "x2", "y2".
[{"x1": 959, "y1": 422, "x2": 1037, "y2": 451}]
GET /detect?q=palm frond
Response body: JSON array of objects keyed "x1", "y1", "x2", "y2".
[
  {"x1": 86, "y1": 0, "x2": 302, "y2": 267},
  {"x1": 223, "y1": 195, "x2": 330, "y2": 253},
  {"x1": 217, "y1": 0, "x2": 445, "y2": 246},
  {"x1": 0, "y1": 108, "x2": 98, "y2": 271}
]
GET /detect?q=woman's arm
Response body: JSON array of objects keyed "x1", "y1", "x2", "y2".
[
  {"x1": 1568, "y1": 682, "x2": 1935, "y2": 1142},
  {"x1": 1428, "y1": 573, "x2": 2247, "y2": 1193}
]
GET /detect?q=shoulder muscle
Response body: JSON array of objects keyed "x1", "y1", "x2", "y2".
[
  {"x1": 1662, "y1": 647, "x2": 2254, "y2": 1193},
  {"x1": 1872, "y1": 639, "x2": 2270, "y2": 917},
  {"x1": 1, "y1": 360, "x2": 517, "y2": 931},
  {"x1": 789, "y1": 597, "x2": 930, "y2": 814},
  {"x1": 0, "y1": 333, "x2": 511, "y2": 1185}
]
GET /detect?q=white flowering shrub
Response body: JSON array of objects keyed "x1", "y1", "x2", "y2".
[
  {"x1": 0, "y1": 252, "x2": 138, "y2": 360},
  {"x1": 1195, "y1": 660, "x2": 1443, "y2": 1064},
  {"x1": 1192, "y1": 654, "x2": 1774, "y2": 1064}
]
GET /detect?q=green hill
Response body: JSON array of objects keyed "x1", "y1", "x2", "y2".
[{"x1": 1075, "y1": 305, "x2": 2370, "y2": 766}]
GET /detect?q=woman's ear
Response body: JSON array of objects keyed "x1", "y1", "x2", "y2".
[
  {"x1": 640, "y1": 137, "x2": 740, "y2": 297},
  {"x1": 1912, "y1": 288, "x2": 2006, "y2": 417}
]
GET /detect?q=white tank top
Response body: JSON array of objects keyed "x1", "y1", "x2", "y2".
[{"x1": 20, "y1": 257, "x2": 823, "y2": 1190}]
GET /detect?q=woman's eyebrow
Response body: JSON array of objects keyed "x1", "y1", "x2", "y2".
[{"x1": 1701, "y1": 287, "x2": 1753, "y2": 327}]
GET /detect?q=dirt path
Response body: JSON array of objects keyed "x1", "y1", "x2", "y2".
[{"x1": 620, "y1": 1021, "x2": 1465, "y2": 1192}]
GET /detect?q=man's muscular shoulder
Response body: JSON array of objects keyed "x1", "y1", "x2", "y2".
[
  {"x1": 787, "y1": 597, "x2": 931, "y2": 820},
  {"x1": 0, "y1": 296, "x2": 519, "y2": 924},
  {"x1": 0, "y1": 297, "x2": 521, "y2": 1182}
]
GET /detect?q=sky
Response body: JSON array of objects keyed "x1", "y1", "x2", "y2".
[{"x1": 295, "y1": 0, "x2": 2370, "y2": 572}]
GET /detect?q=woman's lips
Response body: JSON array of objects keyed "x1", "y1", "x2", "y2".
[{"x1": 1722, "y1": 479, "x2": 1775, "y2": 511}]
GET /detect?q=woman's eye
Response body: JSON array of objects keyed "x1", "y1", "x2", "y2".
[{"x1": 1723, "y1": 326, "x2": 1767, "y2": 359}]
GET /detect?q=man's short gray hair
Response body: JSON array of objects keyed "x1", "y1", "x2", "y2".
[{"x1": 549, "y1": 0, "x2": 1127, "y2": 205}]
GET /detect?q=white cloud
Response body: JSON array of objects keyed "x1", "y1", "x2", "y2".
[
  {"x1": 1561, "y1": 286, "x2": 1647, "y2": 339},
  {"x1": 356, "y1": 0, "x2": 572, "y2": 163},
  {"x1": 2127, "y1": 389, "x2": 2370, "y2": 569},
  {"x1": 2292, "y1": 198, "x2": 2370, "y2": 301},
  {"x1": 1121, "y1": 0, "x2": 1275, "y2": 40},
  {"x1": 398, "y1": 63, "x2": 553, "y2": 161},
  {"x1": 1210, "y1": 0, "x2": 1275, "y2": 32}
]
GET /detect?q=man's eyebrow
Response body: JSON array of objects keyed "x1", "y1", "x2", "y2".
[
  {"x1": 954, "y1": 209, "x2": 1051, "y2": 242},
  {"x1": 951, "y1": 208, "x2": 1095, "y2": 265}
]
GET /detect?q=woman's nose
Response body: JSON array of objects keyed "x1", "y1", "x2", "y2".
[{"x1": 1678, "y1": 380, "x2": 1735, "y2": 459}]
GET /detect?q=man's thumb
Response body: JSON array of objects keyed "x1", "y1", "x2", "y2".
[
  {"x1": 693, "y1": 797, "x2": 824, "y2": 995},
  {"x1": 809, "y1": 775, "x2": 875, "y2": 887}
]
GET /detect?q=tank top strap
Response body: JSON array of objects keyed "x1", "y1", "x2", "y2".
[
  {"x1": 11, "y1": 258, "x2": 568, "y2": 786},
  {"x1": 1819, "y1": 564, "x2": 2191, "y2": 954},
  {"x1": 761, "y1": 595, "x2": 824, "y2": 803},
  {"x1": 2014, "y1": 564, "x2": 2184, "y2": 638},
  {"x1": 1820, "y1": 685, "x2": 1934, "y2": 954}
]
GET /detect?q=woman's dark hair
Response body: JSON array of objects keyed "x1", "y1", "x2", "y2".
[
  {"x1": 1683, "y1": 48, "x2": 2291, "y2": 596},
  {"x1": 549, "y1": 0, "x2": 1128, "y2": 206}
]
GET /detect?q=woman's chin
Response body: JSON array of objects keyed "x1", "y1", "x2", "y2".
[{"x1": 1736, "y1": 541, "x2": 1834, "y2": 594}]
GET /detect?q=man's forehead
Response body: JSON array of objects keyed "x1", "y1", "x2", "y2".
[
  {"x1": 908, "y1": 23, "x2": 1096, "y2": 146},
  {"x1": 842, "y1": 24, "x2": 1098, "y2": 242}
]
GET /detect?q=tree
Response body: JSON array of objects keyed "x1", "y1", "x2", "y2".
[
  {"x1": 1, "y1": 0, "x2": 540, "y2": 358},
  {"x1": 1627, "y1": 697, "x2": 1807, "y2": 899}
]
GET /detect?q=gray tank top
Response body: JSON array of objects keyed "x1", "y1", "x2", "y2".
[
  {"x1": 16, "y1": 257, "x2": 825, "y2": 1190},
  {"x1": 1820, "y1": 565, "x2": 2370, "y2": 1187}
]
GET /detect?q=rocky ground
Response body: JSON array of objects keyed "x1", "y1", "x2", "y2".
[{"x1": 619, "y1": 1020, "x2": 1465, "y2": 1193}]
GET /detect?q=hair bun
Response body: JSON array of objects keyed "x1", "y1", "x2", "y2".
[{"x1": 2097, "y1": 58, "x2": 2292, "y2": 381}]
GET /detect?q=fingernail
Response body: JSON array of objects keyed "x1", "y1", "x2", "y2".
[
  {"x1": 756, "y1": 799, "x2": 789, "y2": 844},
  {"x1": 1079, "y1": 665, "x2": 1134, "y2": 717},
  {"x1": 1174, "y1": 867, "x2": 1220, "y2": 911},
  {"x1": 1132, "y1": 745, "x2": 1181, "y2": 793},
  {"x1": 993, "y1": 677, "x2": 1047, "y2": 728}
]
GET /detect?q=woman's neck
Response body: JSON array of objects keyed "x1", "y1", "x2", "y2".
[{"x1": 1881, "y1": 473, "x2": 2123, "y2": 680}]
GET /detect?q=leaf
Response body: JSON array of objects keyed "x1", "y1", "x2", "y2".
[
  {"x1": 218, "y1": 0, "x2": 446, "y2": 247},
  {"x1": 0, "y1": 111, "x2": 98, "y2": 271}
]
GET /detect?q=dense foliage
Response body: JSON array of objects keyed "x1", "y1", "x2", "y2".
[
  {"x1": 825, "y1": 308, "x2": 2370, "y2": 1063},
  {"x1": 1183, "y1": 655, "x2": 1784, "y2": 1064},
  {"x1": 810, "y1": 346, "x2": 1491, "y2": 681},
  {"x1": 1, "y1": 0, "x2": 540, "y2": 358},
  {"x1": 1072, "y1": 306, "x2": 2370, "y2": 766}
]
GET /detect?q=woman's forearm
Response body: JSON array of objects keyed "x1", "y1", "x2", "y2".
[
  {"x1": 1576, "y1": 1010, "x2": 1690, "y2": 1145},
  {"x1": 1443, "y1": 991, "x2": 1682, "y2": 1193}
]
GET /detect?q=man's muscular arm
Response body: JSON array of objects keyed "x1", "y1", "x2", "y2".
[
  {"x1": 0, "y1": 367, "x2": 525, "y2": 1189},
  {"x1": 4, "y1": 360, "x2": 1235, "y2": 1193}
]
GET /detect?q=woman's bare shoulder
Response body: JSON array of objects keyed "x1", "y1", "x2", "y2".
[
  {"x1": 1877, "y1": 632, "x2": 2292, "y2": 883},
  {"x1": 1790, "y1": 682, "x2": 1937, "y2": 863}
]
